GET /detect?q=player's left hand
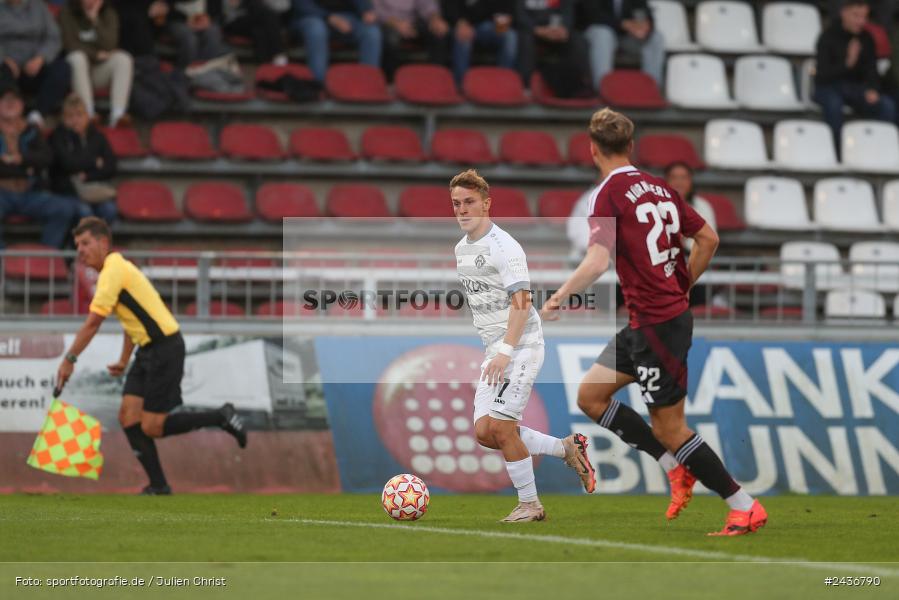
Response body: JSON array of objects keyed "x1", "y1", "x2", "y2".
[
  {"x1": 56, "y1": 360, "x2": 74, "y2": 394},
  {"x1": 481, "y1": 353, "x2": 510, "y2": 386}
]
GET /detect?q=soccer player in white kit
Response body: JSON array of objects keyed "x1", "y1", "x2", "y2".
[{"x1": 450, "y1": 169, "x2": 596, "y2": 522}]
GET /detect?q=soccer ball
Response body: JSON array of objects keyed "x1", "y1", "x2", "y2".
[{"x1": 381, "y1": 474, "x2": 430, "y2": 521}]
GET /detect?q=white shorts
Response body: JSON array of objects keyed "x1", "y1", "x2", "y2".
[{"x1": 473, "y1": 344, "x2": 545, "y2": 423}]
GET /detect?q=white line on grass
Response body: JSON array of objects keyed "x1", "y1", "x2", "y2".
[{"x1": 282, "y1": 518, "x2": 899, "y2": 577}]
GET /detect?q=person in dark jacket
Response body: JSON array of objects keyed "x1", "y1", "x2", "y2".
[
  {"x1": 814, "y1": 0, "x2": 896, "y2": 144},
  {"x1": 50, "y1": 94, "x2": 117, "y2": 224},
  {"x1": 0, "y1": 84, "x2": 76, "y2": 249},
  {"x1": 165, "y1": 0, "x2": 232, "y2": 69},
  {"x1": 289, "y1": 0, "x2": 382, "y2": 81},
  {"x1": 208, "y1": 0, "x2": 289, "y2": 65},
  {"x1": 516, "y1": 0, "x2": 589, "y2": 91},
  {"x1": 443, "y1": 0, "x2": 517, "y2": 83},
  {"x1": 581, "y1": 0, "x2": 665, "y2": 91},
  {"x1": 109, "y1": 0, "x2": 168, "y2": 58},
  {"x1": 374, "y1": 0, "x2": 451, "y2": 79}
]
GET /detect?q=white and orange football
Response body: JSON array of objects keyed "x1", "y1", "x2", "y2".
[{"x1": 381, "y1": 474, "x2": 430, "y2": 521}]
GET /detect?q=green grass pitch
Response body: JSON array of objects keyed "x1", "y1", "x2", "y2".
[{"x1": 1, "y1": 494, "x2": 896, "y2": 600}]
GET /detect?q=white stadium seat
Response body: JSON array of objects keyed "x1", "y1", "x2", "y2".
[
  {"x1": 744, "y1": 176, "x2": 815, "y2": 229},
  {"x1": 825, "y1": 289, "x2": 886, "y2": 319},
  {"x1": 762, "y1": 2, "x2": 821, "y2": 55},
  {"x1": 841, "y1": 121, "x2": 899, "y2": 174},
  {"x1": 849, "y1": 241, "x2": 899, "y2": 292},
  {"x1": 705, "y1": 120, "x2": 769, "y2": 169},
  {"x1": 894, "y1": 295, "x2": 899, "y2": 318},
  {"x1": 666, "y1": 54, "x2": 737, "y2": 109},
  {"x1": 798, "y1": 58, "x2": 818, "y2": 110},
  {"x1": 781, "y1": 241, "x2": 844, "y2": 290},
  {"x1": 773, "y1": 120, "x2": 841, "y2": 172},
  {"x1": 696, "y1": 1, "x2": 765, "y2": 53},
  {"x1": 882, "y1": 179, "x2": 899, "y2": 230},
  {"x1": 734, "y1": 55, "x2": 804, "y2": 111},
  {"x1": 649, "y1": 0, "x2": 699, "y2": 51},
  {"x1": 813, "y1": 177, "x2": 885, "y2": 232}
]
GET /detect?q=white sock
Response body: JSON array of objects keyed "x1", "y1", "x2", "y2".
[
  {"x1": 505, "y1": 456, "x2": 538, "y2": 503},
  {"x1": 518, "y1": 426, "x2": 565, "y2": 458},
  {"x1": 659, "y1": 452, "x2": 678, "y2": 472},
  {"x1": 109, "y1": 108, "x2": 124, "y2": 126},
  {"x1": 725, "y1": 488, "x2": 755, "y2": 512},
  {"x1": 272, "y1": 54, "x2": 288, "y2": 66}
]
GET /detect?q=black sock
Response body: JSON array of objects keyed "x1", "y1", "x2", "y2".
[
  {"x1": 123, "y1": 424, "x2": 168, "y2": 488},
  {"x1": 597, "y1": 399, "x2": 668, "y2": 460},
  {"x1": 162, "y1": 410, "x2": 223, "y2": 437},
  {"x1": 675, "y1": 433, "x2": 740, "y2": 499}
]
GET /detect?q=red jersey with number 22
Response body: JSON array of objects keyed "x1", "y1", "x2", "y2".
[{"x1": 588, "y1": 165, "x2": 706, "y2": 329}]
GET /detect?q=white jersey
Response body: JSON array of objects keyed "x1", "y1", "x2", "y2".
[{"x1": 455, "y1": 223, "x2": 543, "y2": 353}]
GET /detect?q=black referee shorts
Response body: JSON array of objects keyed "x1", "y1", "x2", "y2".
[
  {"x1": 123, "y1": 332, "x2": 185, "y2": 413},
  {"x1": 595, "y1": 310, "x2": 693, "y2": 407}
]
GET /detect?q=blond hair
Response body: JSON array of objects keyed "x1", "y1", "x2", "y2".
[
  {"x1": 62, "y1": 93, "x2": 87, "y2": 113},
  {"x1": 449, "y1": 169, "x2": 489, "y2": 199},
  {"x1": 588, "y1": 107, "x2": 635, "y2": 157}
]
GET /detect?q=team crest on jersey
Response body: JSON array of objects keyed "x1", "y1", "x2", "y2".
[
  {"x1": 664, "y1": 260, "x2": 676, "y2": 278},
  {"x1": 475, "y1": 254, "x2": 486, "y2": 269}
]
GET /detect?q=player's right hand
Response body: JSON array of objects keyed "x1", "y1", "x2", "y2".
[
  {"x1": 540, "y1": 296, "x2": 562, "y2": 321},
  {"x1": 107, "y1": 360, "x2": 127, "y2": 377}
]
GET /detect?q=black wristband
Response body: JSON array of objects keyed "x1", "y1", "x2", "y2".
[{"x1": 65, "y1": 353, "x2": 78, "y2": 364}]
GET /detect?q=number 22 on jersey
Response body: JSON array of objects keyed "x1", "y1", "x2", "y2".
[{"x1": 636, "y1": 201, "x2": 681, "y2": 266}]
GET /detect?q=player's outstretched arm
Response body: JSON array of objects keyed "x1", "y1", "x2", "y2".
[
  {"x1": 686, "y1": 223, "x2": 719, "y2": 290},
  {"x1": 541, "y1": 243, "x2": 610, "y2": 321},
  {"x1": 55, "y1": 312, "x2": 106, "y2": 393}
]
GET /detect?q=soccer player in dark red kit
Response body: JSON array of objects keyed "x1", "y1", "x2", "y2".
[{"x1": 541, "y1": 108, "x2": 767, "y2": 536}]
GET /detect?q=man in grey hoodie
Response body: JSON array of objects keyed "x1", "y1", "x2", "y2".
[{"x1": 0, "y1": 0, "x2": 72, "y2": 127}]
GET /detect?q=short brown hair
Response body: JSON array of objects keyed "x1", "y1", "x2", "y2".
[
  {"x1": 62, "y1": 93, "x2": 86, "y2": 113},
  {"x1": 588, "y1": 108, "x2": 635, "y2": 157},
  {"x1": 449, "y1": 169, "x2": 489, "y2": 199},
  {"x1": 73, "y1": 216, "x2": 112, "y2": 242}
]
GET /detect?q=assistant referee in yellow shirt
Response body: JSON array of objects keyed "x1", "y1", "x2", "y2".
[{"x1": 56, "y1": 217, "x2": 247, "y2": 495}]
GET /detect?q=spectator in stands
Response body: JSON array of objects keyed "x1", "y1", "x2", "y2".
[
  {"x1": 580, "y1": 0, "x2": 665, "y2": 92},
  {"x1": 0, "y1": 0, "x2": 72, "y2": 128},
  {"x1": 830, "y1": 0, "x2": 896, "y2": 36},
  {"x1": 443, "y1": 0, "x2": 517, "y2": 84},
  {"x1": 814, "y1": 0, "x2": 896, "y2": 145},
  {"x1": 0, "y1": 84, "x2": 76, "y2": 249},
  {"x1": 59, "y1": 0, "x2": 134, "y2": 128},
  {"x1": 50, "y1": 94, "x2": 117, "y2": 224},
  {"x1": 165, "y1": 0, "x2": 233, "y2": 69},
  {"x1": 515, "y1": 0, "x2": 590, "y2": 95},
  {"x1": 289, "y1": 0, "x2": 383, "y2": 82},
  {"x1": 374, "y1": 0, "x2": 451, "y2": 78},
  {"x1": 109, "y1": 1, "x2": 167, "y2": 58},
  {"x1": 665, "y1": 161, "x2": 716, "y2": 306},
  {"x1": 208, "y1": 0, "x2": 289, "y2": 65}
]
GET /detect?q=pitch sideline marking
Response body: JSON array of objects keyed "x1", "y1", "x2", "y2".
[{"x1": 284, "y1": 518, "x2": 899, "y2": 577}]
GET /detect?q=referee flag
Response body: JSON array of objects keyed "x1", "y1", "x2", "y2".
[{"x1": 27, "y1": 396, "x2": 104, "y2": 480}]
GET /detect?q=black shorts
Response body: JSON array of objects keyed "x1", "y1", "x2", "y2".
[
  {"x1": 596, "y1": 310, "x2": 693, "y2": 407},
  {"x1": 123, "y1": 332, "x2": 185, "y2": 413}
]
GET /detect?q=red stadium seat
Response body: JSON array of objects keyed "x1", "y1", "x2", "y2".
[
  {"x1": 538, "y1": 189, "x2": 584, "y2": 223},
  {"x1": 691, "y1": 305, "x2": 737, "y2": 319},
  {"x1": 760, "y1": 306, "x2": 803, "y2": 320},
  {"x1": 289, "y1": 127, "x2": 356, "y2": 161},
  {"x1": 256, "y1": 300, "x2": 318, "y2": 317},
  {"x1": 703, "y1": 193, "x2": 746, "y2": 231},
  {"x1": 147, "y1": 246, "x2": 198, "y2": 267},
  {"x1": 184, "y1": 182, "x2": 253, "y2": 222},
  {"x1": 600, "y1": 70, "x2": 667, "y2": 109},
  {"x1": 327, "y1": 184, "x2": 390, "y2": 218},
  {"x1": 530, "y1": 73, "x2": 599, "y2": 108},
  {"x1": 116, "y1": 181, "x2": 183, "y2": 222},
  {"x1": 500, "y1": 131, "x2": 563, "y2": 167},
  {"x1": 636, "y1": 134, "x2": 705, "y2": 170},
  {"x1": 325, "y1": 64, "x2": 391, "y2": 103},
  {"x1": 489, "y1": 187, "x2": 533, "y2": 221},
  {"x1": 361, "y1": 126, "x2": 426, "y2": 162},
  {"x1": 865, "y1": 23, "x2": 892, "y2": 58},
  {"x1": 41, "y1": 298, "x2": 81, "y2": 316},
  {"x1": 150, "y1": 122, "x2": 217, "y2": 160},
  {"x1": 395, "y1": 64, "x2": 462, "y2": 105},
  {"x1": 3, "y1": 244, "x2": 68, "y2": 280},
  {"x1": 218, "y1": 248, "x2": 275, "y2": 268},
  {"x1": 567, "y1": 132, "x2": 594, "y2": 168},
  {"x1": 255, "y1": 183, "x2": 319, "y2": 221},
  {"x1": 463, "y1": 67, "x2": 528, "y2": 106},
  {"x1": 100, "y1": 126, "x2": 147, "y2": 158},
  {"x1": 431, "y1": 129, "x2": 496, "y2": 165},
  {"x1": 398, "y1": 186, "x2": 452, "y2": 218},
  {"x1": 193, "y1": 88, "x2": 254, "y2": 103},
  {"x1": 220, "y1": 124, "x2": 284, "y2": 161},
  {"x1": 255, "y1": 64, "x2": 317, "y2": 102},
  {"x1": 184, "y1": 301, "x2": 245, "y2": 317}
]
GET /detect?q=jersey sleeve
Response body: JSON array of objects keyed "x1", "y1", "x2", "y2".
[
  {"x1": 587, "y1": 187, "x2": 616, "y2": 251},
  {"x1": 676, "y1": 192, "x2": 707, "y2": 238},
  {"x1": 89, "y1": 254, "x2": 126, "y2": 317},
  {"x1": 493, "y1": 240, "x2": 531, "y2": 294}
]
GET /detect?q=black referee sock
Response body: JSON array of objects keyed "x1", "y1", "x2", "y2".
[
  {"x1": 675, "y1": 433, "x2": 741, "y2": 499},
  {"x1": 123, "y1": 424, "x2": 168, "y2": 489},
  {"x1": 162, "y1": 411, "x2": 224, "y2": 437},
  {"x1": 597, "y1": 399, "x2": 668, "y2": 460}
]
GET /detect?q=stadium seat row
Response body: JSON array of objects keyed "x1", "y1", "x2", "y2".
[{"x1": 781, "y1": 241, "x2": 899, "y2": 292}]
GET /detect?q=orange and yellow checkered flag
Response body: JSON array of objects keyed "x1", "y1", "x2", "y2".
[{"x1": 27, "y1": 398, "x2": 103, "y2": 480}]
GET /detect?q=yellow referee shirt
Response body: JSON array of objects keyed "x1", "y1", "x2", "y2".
[{"x1": 89, "y1": 252, "x2": 180, "y2": 347}]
